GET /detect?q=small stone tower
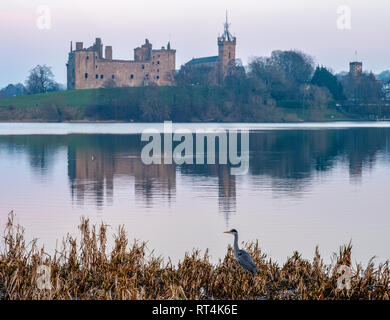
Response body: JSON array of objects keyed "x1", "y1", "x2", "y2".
[
  {"x1": 349, "y1": 61, "x2": 363, "y2": 77},
  {"x1": 217, "y1": 12, "x2": 236, "y2": 84}
]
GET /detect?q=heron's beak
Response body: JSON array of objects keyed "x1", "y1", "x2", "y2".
[{"x1": 224, "y1": 231, "x2": 232, "y2": 234}]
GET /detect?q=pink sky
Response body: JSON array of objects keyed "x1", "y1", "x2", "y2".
[{"x1": 1, "y1": 0, "x2": 390, "y2": 87}]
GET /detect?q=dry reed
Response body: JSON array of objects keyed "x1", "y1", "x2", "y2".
[{"x1": 1, "y1": 212, "x2": 389, "y2": 300}]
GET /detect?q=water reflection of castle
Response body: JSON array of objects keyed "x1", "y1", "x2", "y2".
[
  {"x1": 4, "y1": 128, "x2": 388, "y2": 223},
  {"x1": 67, "y1": 148, "x2": 176, "y2": 207},
  {"x1": 67, "y1": 145, "x2": 236, "y2": 219}
]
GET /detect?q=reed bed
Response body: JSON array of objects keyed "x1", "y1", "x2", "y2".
[{"x1": 1, "y1": 212, "x2": 389, "y2": 300}]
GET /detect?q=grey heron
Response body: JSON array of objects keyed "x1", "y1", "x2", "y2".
[{"x1": 224, "y1": 229, "x2": 259, "y2": 275}]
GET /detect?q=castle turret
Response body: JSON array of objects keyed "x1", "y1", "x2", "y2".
[
  {"x1": 94, "y1": 38, "x2": 103, "y2": 58},
  {"x1": 105, "y1": 46, "x2": 112, "y2": 60},
  {"x1": 350, "y1": 61, "x2": 363, "y2": 77},
  {"x1": 75, "y1": 42, "x2": 83, "y2": 51},
  {"x1": 134, "y1": 39, "x2": 152, "y2": 61},
  {"x1": 218, "y1": 12, "x2": 236, "y2": 84}
]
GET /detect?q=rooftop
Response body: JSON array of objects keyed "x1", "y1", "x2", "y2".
[{"x1": 186, "y1": 56, "x2": 218, "y2": 66}]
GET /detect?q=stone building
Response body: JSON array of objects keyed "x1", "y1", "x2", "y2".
[
  {"x1": 67, "y1": 38, "x2": 176, "y2": 89},
  {"x1": 66, "y1": 15, "x2": 237, "y2": 89},
  {"x1": 349, "y1": 61, "x2": 363, "y2": 77},
  {"x1": 185, "y1": 13, "x2": 237, "y2": 84}
]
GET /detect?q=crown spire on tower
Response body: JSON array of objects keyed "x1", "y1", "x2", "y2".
[{"x1": 220, "y1": 10, "x2": 234, "y2": 41}]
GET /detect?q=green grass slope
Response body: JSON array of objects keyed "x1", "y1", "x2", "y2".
[
  {"x1": 0, "y1": 89, "x2": 97, "y2": 108},
  {"x1": 0, "y1": 87, "x2": 347, "y2": 122}
]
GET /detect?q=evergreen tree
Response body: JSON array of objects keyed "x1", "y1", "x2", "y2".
[{"x1": 311, "y1": 66, "x2": 346, "y2": 101}]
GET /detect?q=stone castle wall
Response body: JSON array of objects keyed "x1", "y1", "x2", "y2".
[{"x1": 67, "y1": 38, "x2": 176, "y2": 90}]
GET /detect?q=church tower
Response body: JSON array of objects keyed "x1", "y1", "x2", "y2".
[{"x1": 218, "y1": 12, "x2": 236, "y2": 84}]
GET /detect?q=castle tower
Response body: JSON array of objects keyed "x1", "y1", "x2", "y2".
[
  {"x1": 349, "y1": 61, "x2": 363, "y2": 77},
  {"x1": 218, "y1": 12, "x2": 236, "y2": 84},
  {"x1": 134, "y1": 39, "x2": 152, "y2": 61}
]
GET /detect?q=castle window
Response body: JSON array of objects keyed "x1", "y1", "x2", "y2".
[
  {"x1": 157, "y1": 61, "x2": 160, "y2": 65},
  {"x1": 156, "y1": 76, "x2": 160, "y2": 80},
  {"x1": 112, "y1": 75, "x2": 115, "y2": 79},
  {"x1": 86, "y1": 56, "x2": 89, "y2": 61},
  {"x1": 130, "y1": 74, "x2": 134, "y2": 79},
  {"x1": 229, "y1": 52, "x2": 231, "y2": 59},
  {"x1": 85, "y1": 73, "x2": 88, "y2": 79},
  {"x1": 100, "y1": 75, "x2": 104, "y2": 79},
  {"x1": 141, "y1": 64, "x2": 145, "y2": 69},
  {"x1": 96, "y1": 74, "x2": 98, "y2": 79},
  {"x1": 157, "y1": 69, "x2": 159, "y2": 73}
]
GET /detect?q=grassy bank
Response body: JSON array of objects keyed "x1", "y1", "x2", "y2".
[
  {"x1": 0, "y1": 89, "x2": 97, "y2": 108},
  {"x1": 0, "y1": 212, "x2": 389, "y2": 300},
  {"x1": 0, "y1": 87, "x2": 347, "y2": 122}
]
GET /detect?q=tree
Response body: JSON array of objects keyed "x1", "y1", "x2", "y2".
[
  {"x1": 175, "y1": 65, "x2": 217, "y2": 86},
  {"x1": 248, "y1": 50, "x2": 315, "y2": 100},
  {"x1": 301, "y1": 84, "x2": 332, "y2": 109},
  {"x1": 271, "y1": 50, "x2": 314, "y2": 84},
  {"x1": 311, "y1": 66, "x2": 346, "y2": 101},
  {"x1": 341, "y1": 72, "x2": 383, "y2": 104},
  {"x1": 0, "y1": 83, "x2": 26, "y2": 98},
  {"x1": 25, "y1": 65, "x2": 59, "y2": 94}
]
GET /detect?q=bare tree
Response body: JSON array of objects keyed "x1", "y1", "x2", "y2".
[
  {"x1": 249, "y1": 50, "x2": 315, "y2": 100},
  {"x1": 26, "y1": 65, "x2": 59, "y2": 94}
]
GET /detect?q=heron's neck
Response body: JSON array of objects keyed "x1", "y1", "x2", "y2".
[{"x1": 233, "y1": 233, "x2": 239, "y2": 254}]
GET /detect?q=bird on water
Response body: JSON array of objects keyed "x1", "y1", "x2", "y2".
[{"x1": 224, "y1": 229, "x2": 259, "y2": 275}]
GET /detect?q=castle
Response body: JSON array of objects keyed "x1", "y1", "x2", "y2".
[
  {"x1": 67, "y1": 14, "x2": 236, "y2": 90},
  {"x1": 66, "y1": 38, "x2": 176, "y2": 89},
  {"x1": 184, "y1": 13, "x2": 237, "y2": 84}
]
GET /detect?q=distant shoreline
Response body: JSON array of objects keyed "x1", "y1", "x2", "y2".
[
  {"x1": 0, "y1": 119, "x2": 388, "y2": 124},
  {"x1": 0, "y1": 87, "x2": 386, "y2": 123}
]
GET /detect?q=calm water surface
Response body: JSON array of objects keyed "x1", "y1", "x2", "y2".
[{"x1": 0, "y1": 122, "x2": 390, "y2": 265}]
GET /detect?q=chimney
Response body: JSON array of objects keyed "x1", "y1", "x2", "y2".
[
  {"x1": 105, "y1": 46, "x2": 112, "y2": 60},
  {"x1": 95, "y1": 38, "x2": 103, "y2": 58},
  {"x1": 75, "y1": 42, "x2": 83, "y2": 51}
]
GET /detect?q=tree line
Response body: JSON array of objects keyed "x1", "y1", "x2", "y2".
[
  {"x1": 0, "y1": 65, "x2": 60, "y2": 98},
  {"x1": 1, "y1": 51, "x2": 388, "y2": 121}
]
